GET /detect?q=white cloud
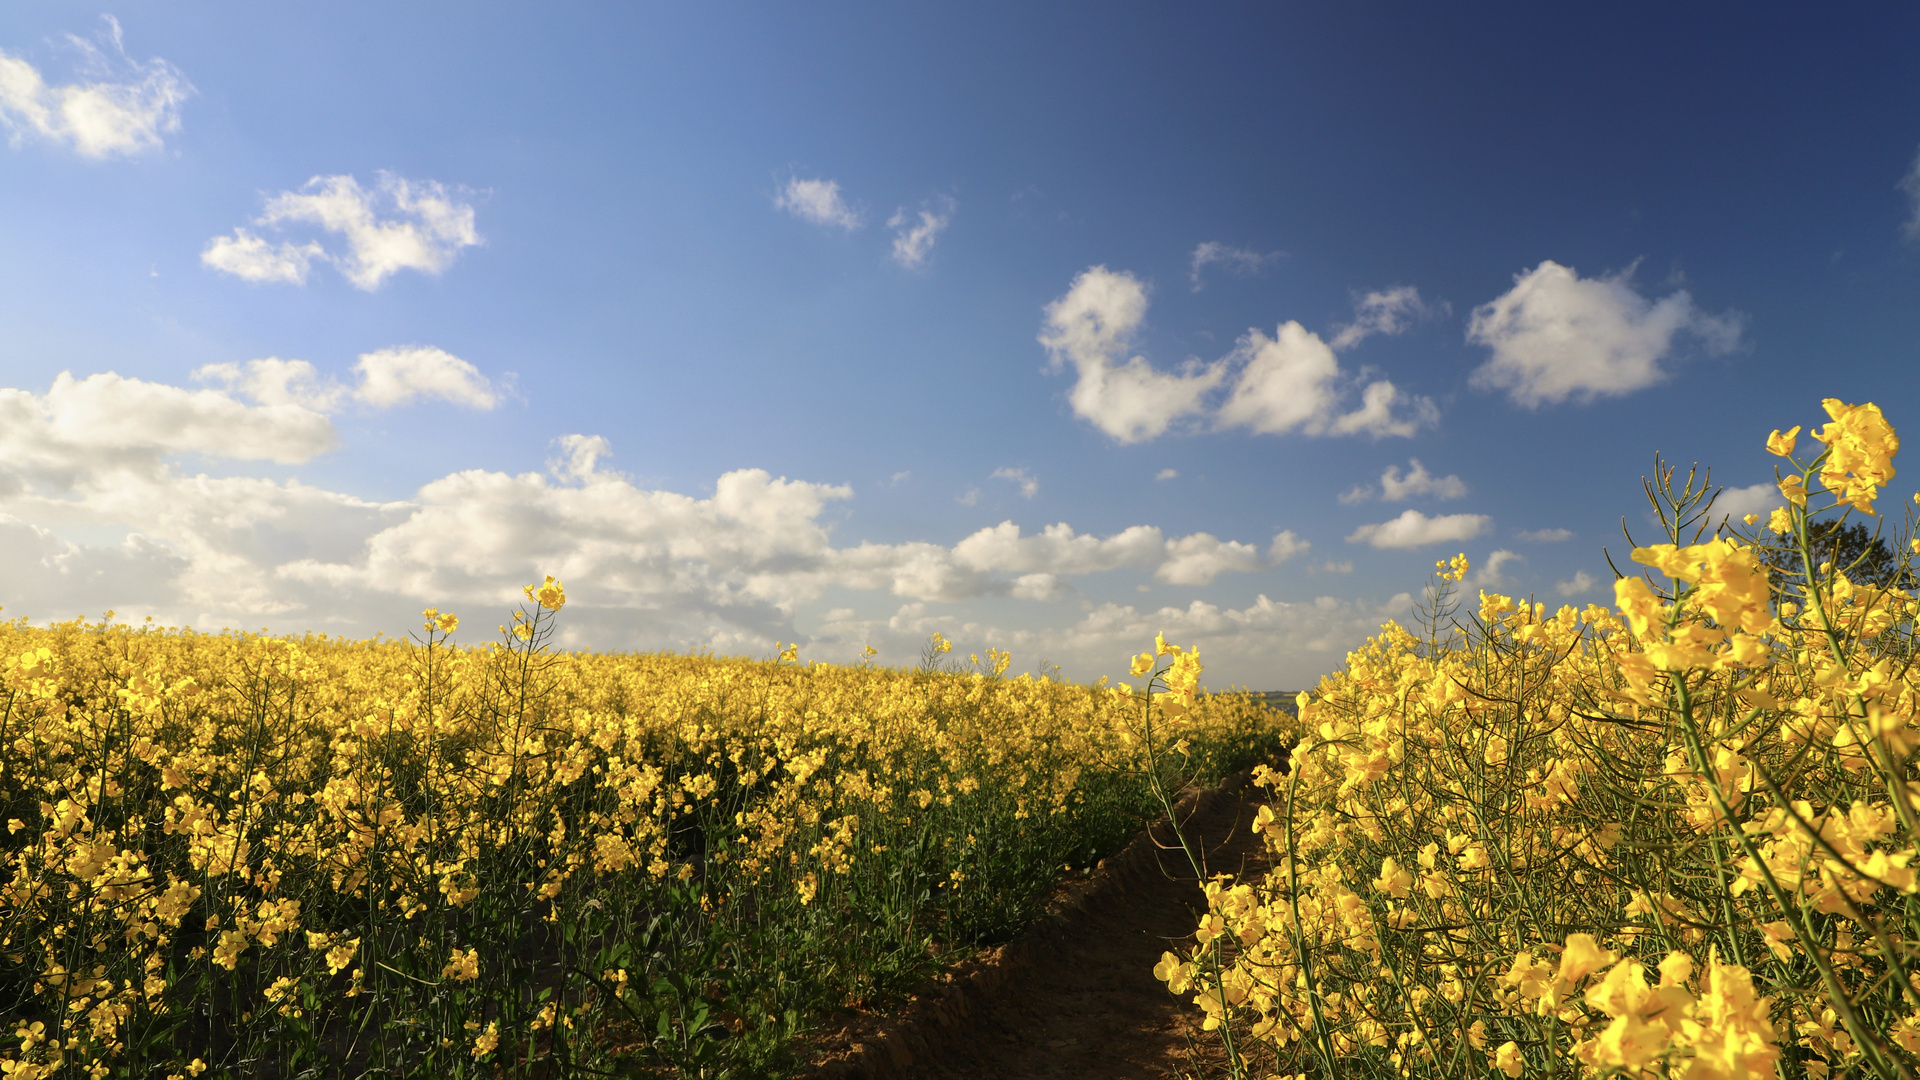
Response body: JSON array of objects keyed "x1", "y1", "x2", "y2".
[
  {"x1": 203, "y1": 173, "x2": 481, "y2": 291},
  {"x1": 1040, "y1": 267, "x2": 1436, "y2": 444},
  {"x1": 1310, "y1": 559, "x2": 1354, "y2": 575},
  {"x1": 192, "y1": 357, "x2": 346, "y2": 412},
  {"x1": 1518, "y1": 527, "x2": 1573, "y2": 542},
  {"x1": 1340, "y1": 458, "x2": 1468, "y2": 503},
  {"x1": 0, "y1": 17, "x2": 191, "y2": 158},
  {"x1": 1155, "y1": 468, "x2": 1178, "y2": 481},
  {"x1": 1213, "y1": 323, "x2": 1436, "y2": 439},
  {"x1": 194, "y1": 348, "x2": 499, "y2": 412},
  {"x1": 1713, "y1": 482, "x2": 1785, "y2": 524},
  {"x1": 0, "y1": 369, "x2": 1407, "y2": 688},
  {"x1": 1320, "y1": 379, "x2": 1439, "y2": 438},
  {"x1": 1346, "y1": 509, "x2": 1490, "y2": 550},
  {"x1": 1470, "y1": 549, "x2": 1523, "y2": 589},
  {"x1": 1189, "y1": 242, "x2": 1278, "y2": 291},
  {"x1": 970, "y1": 592, "x2": 1417, "y2": 690},
  {"x1": 1556, "y1": 570, "x2": 1598, "y2": 597},
  {"x1": 1213, "y1": 322, "x2": 1337, "y2": 435},
  {"x1": 775, "y1": 177, "x2": 862, "y2": 230},
  {"x1": 353, "y1": 347, "x2": 498, "y2": 409},
  {"x1": 1009, "y1": 573, "x2": 1066, "y2": 601},
  {"x1": 888, "y1": 195, "x2": 955, "y2": 268},
  {"x1": 1267, "y1": 530, "x2": 1310, "y2": 563},
  {"x1": 950, "y1": 520, "x2": 1273, "y2": 587},
  {"x1": 1038, "y1": 267, "x2": 1225, "y2": 443},
  {"x1": 991, "y1": 467, "x2": 1038, "y2": 499},
  {"x1": 1, "y1": 371, "x2": 337, "y2": 483},
  {"x1": 1329, "y1": 286, "x2": 1443, "y2": 350},
  {"x1": 1158, "y1": 533, "x2": 1265, "y2": 586},
  {"x1": 1466, "y1": 260, "x2": 1745, "y2": 408},
  {"x1": 549, "y1": 434, "x2": 611, "y2": 483},
  {"x1": 198, "y1": 232, "x2": 325, "y2": 286}
]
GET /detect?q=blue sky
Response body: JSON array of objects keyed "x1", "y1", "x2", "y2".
[{"x1": 3, "y1": 3, "x2": 1919, "y2": 688}]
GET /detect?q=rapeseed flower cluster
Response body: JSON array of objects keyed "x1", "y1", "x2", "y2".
[
  {"x1": 0, "y1": 581, "x2": 1281, "y2": 1077},
  {"x1": 1158, "y1": 399, "x2": 1920, "y2": 1080}
]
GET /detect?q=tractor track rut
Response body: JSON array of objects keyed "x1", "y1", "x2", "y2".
[{"x1": 801, "y1": 772, "x2": 1274, "y2": 1080}]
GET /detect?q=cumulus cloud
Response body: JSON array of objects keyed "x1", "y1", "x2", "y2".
[
  {"x1": 991, "y1": 467, "x2": 1038, "y2": 499},
  {"x1": 194, "y1": 348, "x2": 500, "y2": 412},
  {"x1": 1212, "y1": 322, "x2": 1338, "y2": 435},
  {"x1": 1556, "y1": 570, "x2": 1598, "y2": 597},
  {"x1": 1381, "y1": 459, "x2": 1467, "y2": 501},
  {"x1": 1712, "y1": 482, "x2": 1786, "y2": 524},
  {"x1": 962, "y1": 591, "x2": 1415, "y2": 689},
  {"x1": 1518, "y1": 527, "x2": 1573, "y2": 542},
  {"x1": 0, "y1": 371, "x2": 337, "y2": 482},
  {"x1": 0, "y1": 17, "x2": 191, "y2": 158},
  {"x1": 1329, "y1": 286, "x2": 1444, "y2": 350},
  {"x1": 1038, "y1": 267, "x2": 1225, "y2": 442},
  {"x1": 1156, "y1": 468, "x2": 1178, "y2": 481},
  {"x1": 1470, "y1": 549, "x2": 1524, "y2": 589},
  {"x1": 0, "y1": 369, "x2": 1347, "y2": 683},
  {"x1": 1310, "y1": 560, "x2": 1354, "y2": 575},
  {"x1": 1466, "y1": 260, "x2": 1745, "y2": 408},
  {"x1": 889, "y1": 195, "x2": 954, "y2": 268},
  {"x1": 1267, "y1": 530, "x2": 1310, "y2": 563},
  {"x1": 203, "y1": 172, "x2": 481, "y2": 291},
  {"x1": 352, "y1": 347, "x2": 499, "y2": 409},
  {"x1": 1189, "y1": 242, "x2": 1279, "y2": 291},
  {"x1": 1214, "y1": 324, "x2": 1436, "y2": 438},
  {"x1": 1038, "y1": 267, "x2": 1435, "y2": 444},
  {"x1": 190, "y1": 357, "x2": 346, "y2": 412},
  {"x1": 947, "y1": 520, "x2": 1287, "y2": 588},
  {"x1": 1345, "y1": 509, "x2": 1490, "y2": 550},
  {"x1": 1343, "y1": 459, "x2": 1467, "y2": 504},
  {"x1": 197, "y1": 232, "x2": 326, "y2": 286},
  {"x1": 775, "y1": 177, "x2": 862, "y2": 230}
]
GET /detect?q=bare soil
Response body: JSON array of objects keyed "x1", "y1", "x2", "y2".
[{"x1": 801, "y1": 774, "x2": 1273, "y2": 1080}]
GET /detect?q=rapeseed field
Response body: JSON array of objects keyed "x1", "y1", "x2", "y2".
[
  {"x1": 0, "y1": 574, "x2": 1282, "y2": 1078},
  {"x1": 1157, "y1": 399, "x2": 1920, "y2": 1080}
]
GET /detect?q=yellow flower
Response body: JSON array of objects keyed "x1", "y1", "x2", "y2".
[
  {"x1": 524, "y1": 574, "x2": 566, "y2": 611},
  {"x1": 1766, "y1": 425, "x2": 1799, "y2": 457},
  {"x1": 1153, "y1": 950, "x2": 1193, "y2": 994},
  {"x1": 1812, "y1": 398, "x2": 1898, "y2": 513},
  {"x1": 1778, "y1": 473, "x2": 1806, "y2": 507},
  {"x1": 1129, "y1": 652, "x2": 1154, "y2": 677},
  {"x1": 442, "y1": 947, "x2": 480, "y2": 982},
  {"x1": 1371, "y1": 856, "x2": 1412, "y2": 898},
  {"x1": 1495, "y1": 1039, "x2": 1524, "y2": 1077},
  {"x1": 471, "y1": 1020, "x2": 499, "y2": 1059}
]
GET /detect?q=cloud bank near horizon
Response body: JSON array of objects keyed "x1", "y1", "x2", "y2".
[{"x1": 0, "y1": 366, "x2": 1372, "y2": 686}]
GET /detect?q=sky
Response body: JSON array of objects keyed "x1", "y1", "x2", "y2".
[{"x1": 2, "y1": 3, "x2": 1919, "y2": 690}]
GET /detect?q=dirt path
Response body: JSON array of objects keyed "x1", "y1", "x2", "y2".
[{"x1": 804, "y1": 776, "x2": 1272, "y2": 1080}]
